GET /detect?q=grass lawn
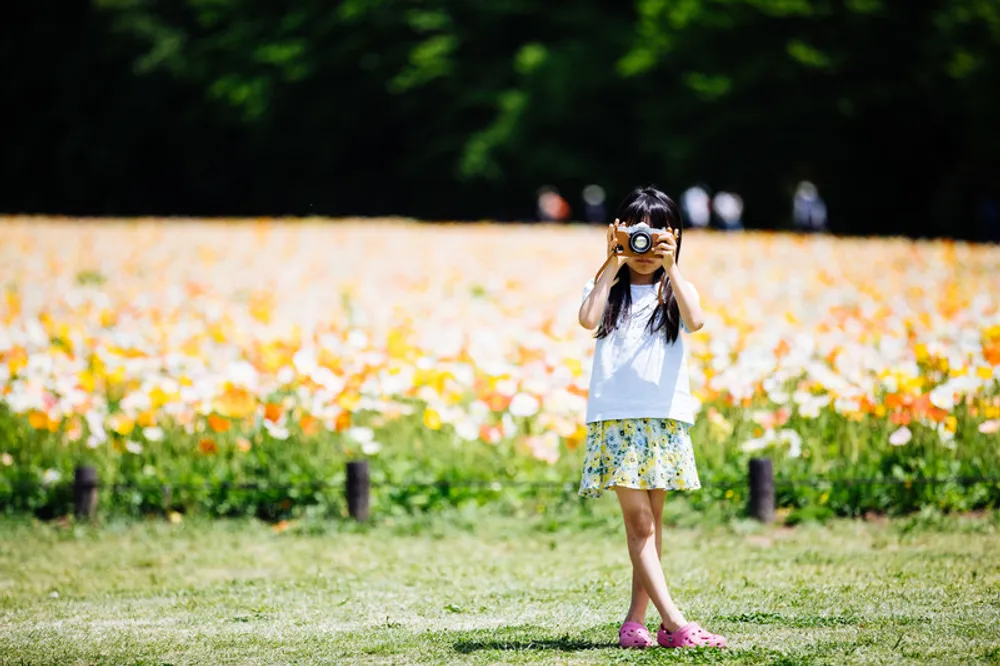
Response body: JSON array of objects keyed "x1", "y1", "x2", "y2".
[{"x1": 2, "y1": 504, "x2": 999, "y2": 665}]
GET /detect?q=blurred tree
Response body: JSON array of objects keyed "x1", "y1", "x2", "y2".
[{"x1": 1, "y1": 0, "x2": 997, "y2": 236}]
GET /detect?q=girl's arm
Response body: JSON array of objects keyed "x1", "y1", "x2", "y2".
[
  {"x1": 578, "y1": 264, "x2": 622, "y2": 329},
  {"x1": 667, "y1": 264, "x2": 705, "y2": 332},
  {"x1": 579, "y1": 224, "x2": 627, "y2": 330}
]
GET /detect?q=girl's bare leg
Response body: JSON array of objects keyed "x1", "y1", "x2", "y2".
[
  {"x1": 615, "y1": 487, "x2": 687, "y2": 631},
  {"x1": 623, "y1": 489, "x2": 664, "y2": 624}
]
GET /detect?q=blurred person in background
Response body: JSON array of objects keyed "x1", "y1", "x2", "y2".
[
  {"x1": 583, "y1": 184, "x2": 608, "y2": 223},
  {"x1": 681, "y1": 185, "x2": 711, "y2": 229},
  {"x1": 793, "y1": 181, "x2": 828, "y2": 233},
  {"x1": 976, "y1": 190, "x2": 999, "y2": 243},
  {"x1": 537, "y1": 185, "x2": 572, "y2": 222},
  {"x1": 712, "y1": 191, "x2": 744, "y2": 231}
]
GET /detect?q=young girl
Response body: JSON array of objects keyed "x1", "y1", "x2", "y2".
[{"x1": 577, "y1": 186, "x2": 727, "y2": 650}]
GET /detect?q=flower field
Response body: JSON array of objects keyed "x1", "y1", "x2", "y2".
[{"x1": 1, "y1": 217, "x2": 999, "y2": 520}]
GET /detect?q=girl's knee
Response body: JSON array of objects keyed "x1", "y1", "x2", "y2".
[{"x1": 624, "y1": 510, "x2": 656, "y2": 540}]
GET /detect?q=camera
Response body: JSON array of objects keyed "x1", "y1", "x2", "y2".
[{"x1": 613, "y1": 222, "x2": 668, "y2": 258}]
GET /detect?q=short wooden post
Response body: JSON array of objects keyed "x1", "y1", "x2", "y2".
[
  {"x1": 748, "y1": 458, "x2": 775, "y2": 523},
  {"x1": 346, "y1": 461, "x2": 369, "y2": 522},
  {"x1": 73, "y1": 465, "x2": 99, "y2": 521}
]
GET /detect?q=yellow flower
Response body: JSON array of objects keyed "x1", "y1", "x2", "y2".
[
  {"x1": 108, "y1": 413, "x2": 135, "y2": 436},
  {"x1": 423, "y1": 408, "x2": 441, "y2": 430}
]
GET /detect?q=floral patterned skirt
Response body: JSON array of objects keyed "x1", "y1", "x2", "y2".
[{"x1": 578, "y1": 418, "x2": 701, "y2": 499}]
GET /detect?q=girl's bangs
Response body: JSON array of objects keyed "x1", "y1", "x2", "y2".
[{"x1": 621, "y1": 197, "x2": 671, "y2": 229}]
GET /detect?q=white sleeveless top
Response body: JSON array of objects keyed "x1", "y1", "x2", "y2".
[{"x1": 582, "y1": 279, "x2": 696, "y2": 425}]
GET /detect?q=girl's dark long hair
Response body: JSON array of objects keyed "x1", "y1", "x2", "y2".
[{"x1": 596, "y1": 186, "x2": 684, "y2": 344}]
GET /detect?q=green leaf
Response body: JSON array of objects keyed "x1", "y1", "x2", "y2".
[
  {"x1": 682, "y1": 72, "x2": 732, "y2": 101},
  {"x1": 514, "y1": 43, "x2": 547, "y2": 76},
  {"x1": 389, "y1": 35, "x2": 457, "y2": 93},
  {"x1": 787, "y1": 39, "x2": 833, "y2": 69}
]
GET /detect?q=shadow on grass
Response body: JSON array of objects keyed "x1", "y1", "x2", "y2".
[
  {"x1": 452, "y1": 629, "x2": 754, "y2": 663},
  {"x1": 453, "y1": 633, "x2": 611, "y2": 653}
]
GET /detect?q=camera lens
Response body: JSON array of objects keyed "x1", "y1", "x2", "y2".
[{"x1": 629, "y1": 230, "x2": 652, "y2": 254}]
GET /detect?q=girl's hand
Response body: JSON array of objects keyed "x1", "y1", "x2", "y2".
[
  {"x1": 595, "y1": 219, "x2": 628, "y2": 287},
  {"x1": 653, "y1": 228, "x2": 679, "y2": 271},
  {"x1": 606, "y1": 220, "x2": 621, "y2": 258},
  {"x1": 606, "y1": 220, "x2": 628, "y2": 265}
]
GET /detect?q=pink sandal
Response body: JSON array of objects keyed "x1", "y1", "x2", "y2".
[
  {"x1": 619, "y1": 621, "x2": 654, "y2": 648},
  {"x1": 657, "y1": 621, "x2": 727, "y2": 648}
]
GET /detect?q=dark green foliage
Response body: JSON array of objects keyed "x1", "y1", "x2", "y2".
[{"x1": 3, "y1": 2, "x2": 999, "y2": 233}]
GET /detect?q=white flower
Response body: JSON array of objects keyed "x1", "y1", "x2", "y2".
[
  {"x1": 508, "y1": 393, "x2": 540, "y2": 417},
  {"x1": 227, "y1": 361, "x2": 259, "y2": 389},
  {"x1": 495, "y1": 378, "x2": 519, "y2": 397},
  {"x1": 741, "y1": 430, "x2": 776, "y2": 453},
  {"x1": 126, "y1": 441, "x2": 143, "y2": 455},
  {"x1": 469, "y1": 400, "x2": 490, "y2": 419},
  {"x1": 889, "y1": 426, "x2": 912, "y2": 447},
  {"x1": 929, "y1": 387, "x2": 955, "y2": 411},
  {"x1": 42, "y1": 468, "x2": 61, "y2": 485},
  {"x1": 85, "y1": 411, "x2": 106, "y2": 443},
  {"x1": 264, "y1": 421, "x2": 289, "y2": 440},
  {"x1": 347, "y1": 330, "x2": 368, "y2": 349},
  {"x1": 361, "y1": 440, "x2": 382, "y2": 456},
  {"x1": 143, "y1": 426, "x2": 164, "y2": 442},
  {"x1": 936, "y1": 423, "x2": 956, "y2": 449},
  {"x1": 776, "y1": 429, "x2": 803, "y2": 458},
  {"x1": 979, "y1": 420, "x2": 1000, "y2": 434},
  {"x1": 501, "y1": 413, "x2": 517, "y2": 438},
  {"x1": 86, "y1": 434, "x2": 103, "y2": 449},
  {"x1": 292, "y1": 348, "x2": 318, "y2": 375},
  {"x1": 834, "y1": 397, "x2": 860, "y2": 413},
  {"x1": 799, "y1": 399, "x2": 822, "y2": 419},
  {"x1": 1, "y1": 453, "x2": 13, "y2": 466},
  {"x1": 769, "y1": 390, "x2": 790, "y2": 405},
  {"x1": 346, "y1": 427, "x2": 374, "y2": 444},
  {"x1": 276, "y1": 365, "x2": 297, "y2": 385},
  {"x1": 454, "y1": 419, "x2": 480, "y2": 442}
]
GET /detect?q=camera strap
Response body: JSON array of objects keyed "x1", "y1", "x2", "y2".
[{"x1": 593, "y1": 250, "x2": 622, "y2": 287}]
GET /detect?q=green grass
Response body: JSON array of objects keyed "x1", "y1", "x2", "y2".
[{"x1": 2, "y1": 504, "x2": 999, "y2": 665}]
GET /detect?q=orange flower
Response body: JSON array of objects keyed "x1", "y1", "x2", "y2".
[
  {"x1": 28, "y1": 410, "x2": 49, "y2": 430},
  {"x1": 207, "y1": 414, "x2": 231, "y2": 433},
  {"x1": 299, "y1": 414, "x2": 321, "y2": 437},
  {"x1": 198, "y1": 438, "x2": 218, "y2": 455},
  {"x1": 890, "y1": 411, "x2": 911, "y2": 426},
  {"x1": 484, "y1": 392, "x2": 511, "y2": 412},
  {"x1": 334, "y1": 410, "x2": 351, "y2": 432},
  {"x1": 264, "y1": 402, "x2": 283, "y2": 423},
  {"x1": 479, "y1": 423, "x2": 502, "y2": 444},
  {"x1": 235, "y1": 437, "x2": 252, "y2": 452},
  {"x1": 213, "y1": 385, "x2": 257, "y2": 419}
]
